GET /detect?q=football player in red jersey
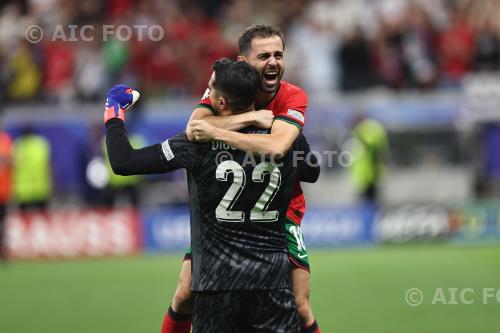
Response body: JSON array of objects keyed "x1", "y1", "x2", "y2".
[{"x1": 161, "y1": 25, "x2": 321, "y2": 333}]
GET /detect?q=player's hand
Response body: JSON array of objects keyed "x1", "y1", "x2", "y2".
[
  {"x1": 104, "y1": 84, "x2": 140, "y2": 123},
  {"x1": 190, "y1": 120, "x2": 216, "y2": 142},
  {"x1": 252, "y1": 109, "x2": 274, "y2": 129}
]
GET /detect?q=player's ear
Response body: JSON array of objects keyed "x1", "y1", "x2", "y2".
[
  {"x1": 237, "y1": 55, "x2": 247, "y2": 62},
  {"x1": 218, "y1": 96, "x2": 227, "y2": 111}
]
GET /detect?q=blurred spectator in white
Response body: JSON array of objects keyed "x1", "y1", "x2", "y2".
[
  {"x1": 286, "y1": 4, "x2": 340, "y2": 94},
  {"x1": 323, "y1": 0, "x2": 378, "y2": 40},
  {"x1": 75, "y1": 30, "x2": 107, "y2": 101},
  {"x1": 0, "y1": 4, "x2": 21, "y2": 49}
]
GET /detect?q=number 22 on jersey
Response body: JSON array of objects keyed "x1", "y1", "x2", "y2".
[{"x1": 215, "y1": 160, "x2": 281, "y2": 223}]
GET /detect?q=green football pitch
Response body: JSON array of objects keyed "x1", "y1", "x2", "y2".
[{"x1": 1, "y1": 245, "x2": 499, "y2": 333}]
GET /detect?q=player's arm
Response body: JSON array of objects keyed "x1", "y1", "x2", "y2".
[
  {"x1": 185, "y1": 106, "x2": 274, "y2": 141},
  {"x1": 191, "y1": 117, "x2": 300, "y2": 158},
  {"x1": 185, "y1": 86, "x2": 273, "y2": 142},
  {"x1": 104, "y1": 85, "x2": 197, "y2": 175},
  {"x1": 297, "y1": 134, "x2": 320, "y2": 183},
  {"x1": 191, "y1": 87, "x2": 307, "y2": 158},
  {"x1": 106, "y1": 119, "x2": 198, "y2": 175},
  {"x1": 106, "y1": 119, "x2": 169, "y2": 175},
  {"x1": 219, "y1": 120, "x2": 298, "y2": 157}
]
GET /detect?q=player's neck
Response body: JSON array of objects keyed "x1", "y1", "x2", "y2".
[
  {"x1": 222, "y1": 106, "x2": 255, "y2": 116},
  {"x1": 255, "y1": 87, "x2": 279, "y2": 109}
]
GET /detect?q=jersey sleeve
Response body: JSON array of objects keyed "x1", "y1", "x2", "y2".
[
  {"x1": 196, "y1": 89, "x2": 217, "y2": 115},
  {"x1": 160, "y1": 133, "x2": 203, "y2": 171},
  {"x1": 296, "y1": 134, "x2": 320, "y2": 183},
  {"x1": 274, "y1": 87, "x2": 308, "y2": 129},
  {"x1": 106, "y1": 118, "x2": 171, "y2": 175}
]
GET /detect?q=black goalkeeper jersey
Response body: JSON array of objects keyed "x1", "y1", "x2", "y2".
[{"x1": 105, "y1": 120, "x2": 319, "y2": 292}]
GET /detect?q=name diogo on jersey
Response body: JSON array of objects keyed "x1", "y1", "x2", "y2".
[
  {"x1": 211, "y1": 140, "x2": 237, "y2": 151},
  {"x1": 211, "y1": 129, "x2": 268, "y2": 151}
]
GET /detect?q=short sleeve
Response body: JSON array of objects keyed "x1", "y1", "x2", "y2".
[
  {"x1": 295, "y1": 134, "x2": 320, "y2": 183},
  {"x1": 274, "y1": 88, "x2": 307, "y2": 129}
]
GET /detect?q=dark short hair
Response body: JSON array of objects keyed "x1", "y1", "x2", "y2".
[
  {"x1": 212, "y1": 58, "x2": 259, "y2": 113},
  {"x1": 238, "y1": 24, "x2": 285, "y2": 55}
]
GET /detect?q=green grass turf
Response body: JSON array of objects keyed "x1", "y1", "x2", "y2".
[{"x1": 1, "y1": 245, "x2": 499, "y2": 333}]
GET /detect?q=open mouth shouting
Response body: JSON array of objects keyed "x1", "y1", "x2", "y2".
[{"x1": 262, "y1": 68, "x2": 280, "y2": 90}]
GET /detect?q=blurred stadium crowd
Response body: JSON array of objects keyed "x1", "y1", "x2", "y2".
[
  {"x1": 0, "y1": 0, "x2": 499, "y2": 209},
  {"x1": 1, "y1": 0, "x2": 500, "y2": 104}
]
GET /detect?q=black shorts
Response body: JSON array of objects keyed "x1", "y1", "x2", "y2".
[{"x1": 192, "y1": 288, "x2": 300, "y2": 333}]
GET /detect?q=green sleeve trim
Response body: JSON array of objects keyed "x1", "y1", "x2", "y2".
[
  {"x1": 196, "y1": 103, "x2": 217, "y2": 115},
  {"x1": 274, "y1": 115, "x2": 302, "y2": 130}
]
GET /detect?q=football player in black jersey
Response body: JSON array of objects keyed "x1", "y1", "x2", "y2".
[{"x1": 104, "y1": 58, "x2": 319, "y2": 333}]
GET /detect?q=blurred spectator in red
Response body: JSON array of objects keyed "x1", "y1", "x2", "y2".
[
  {"x1": 42, "y1": 38, "x2": 75, "y2": 102},
  {"x1": 2, "y1": 0, "x2": 499, "y2": 101},
  {"x1": 437, "y1": 5, "x2": 475, "y2": 85},
  {"x1": 373, "y1": 23, "x2": 405, "y2": 90},
  {"x1": 107, "y1": 0, "x2": 135, "y2": 19}
]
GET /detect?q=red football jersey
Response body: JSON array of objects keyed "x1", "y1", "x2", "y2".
[{"x1": 197, "y1": 81, "x2": 308, "y2": 224}]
